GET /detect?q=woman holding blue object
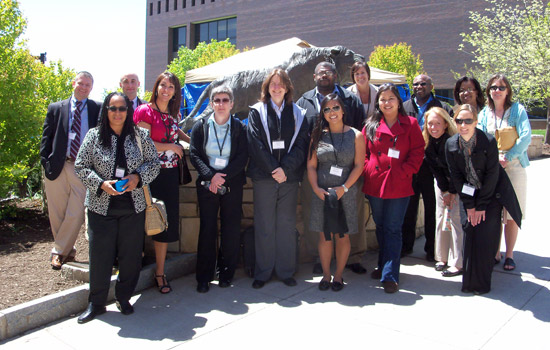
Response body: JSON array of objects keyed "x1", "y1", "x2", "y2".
[
  {"x1": 477, "y1": 74, "x2": 530, "y2": 271},
  {"x1": 362, "y1": 83, "x2": 425, "y2": 293},
  {"x1": 189, "y1": 85, "x2": 248, "y2": 293},
  {"x1": 75, "y1": 92, "x2": 160, "y2": 323}
]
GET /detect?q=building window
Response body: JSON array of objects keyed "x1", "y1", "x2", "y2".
[
  {"x1": 165, "y1": 0, "x2": 169, "y2": 12},
  {"x1": 149, "y1": 3, "x2": 153, "y2": 16},
  {"x1": 183, "y1": 0, "x2": 186, "y2": 8},
  {"x1": 201, "y1": 0, "x2": 205, "y2": 4},
  {"x1": 192, "y1": 0, "x2": 195, "y2": 6},
  {"x1": 157, "y1": 1, "x2": 161, "y2": 14},
  {"x1": 174, "y1": 0, "x2": 177, "y2": 10},
  {"x1": 194, "y1": 17, "x2": 236, "y2": 47},
  {"x1": 172, "y1": 26, "x2": 187, "y2": 60}
]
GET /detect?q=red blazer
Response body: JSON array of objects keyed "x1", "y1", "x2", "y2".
[{"x1": 362, "y1": 114, "x2": 425, "y2": 199}]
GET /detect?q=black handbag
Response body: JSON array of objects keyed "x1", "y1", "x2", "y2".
[
  {"x1": 323, "y1": 188, "x2": 348, "y2": 240},
  {"x1": 178, "y1": 155, "x2": 192, "y2": 185}
]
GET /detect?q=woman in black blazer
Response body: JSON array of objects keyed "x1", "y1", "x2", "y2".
[
  {"x1": 445, "y1": 104, "x2": 521, "y2": 295},
  {"x1": 189, "y1": 85, "x2": 248, "y2": 293}
]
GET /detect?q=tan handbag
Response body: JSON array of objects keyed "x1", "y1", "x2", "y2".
[
  {"x1": 143, "y1": 184, "x2": 168, "y2": 236},
  {"x1": 495, "y1": 126, "x2": 518, "y2": 151}
]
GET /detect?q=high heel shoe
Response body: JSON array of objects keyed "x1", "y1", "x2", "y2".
[{"x1": 155, "y1": 274, "x2": 172, "y2": 294}]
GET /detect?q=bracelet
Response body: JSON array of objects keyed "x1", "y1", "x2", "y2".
[
  {"x1": 442, "y1": 192, "x2": 451, "y2": 198},
  {"x1": 341, "y1": 184, "x2": 349, "y2": 193}
]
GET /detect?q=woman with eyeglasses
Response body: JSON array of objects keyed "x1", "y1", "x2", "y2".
[
  {"x1": 189, "y1": 85, "x2": 248, "y2": 293},
  {"x1": 75, "y1": 92, "x2": 160, "y2": 323},
  {"x1": 453, "y1": 76, "x2": 485, "y2": 112},
  {"x1": 476, "y1": 74, "x2": 530, "y2": 271},
  {"x1": 307, "y1": 94, "x2": 366, "y2": 291},
  {"x1": 133, "y1": 71, "x2": 190, "y2": 294},
  {"x1": 445, "y1": 104, "x2": 521, "y2": 294},
  {"x1": 247, "y1": 68, "x2": 309, "y2": 289},
  {"x1": 362, "y1": 83, "x2": 425, "y2": 293}
]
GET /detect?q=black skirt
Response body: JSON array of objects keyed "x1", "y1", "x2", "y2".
[{"x1": 149, "y1": 167, "x2": 180, "y2": 243}]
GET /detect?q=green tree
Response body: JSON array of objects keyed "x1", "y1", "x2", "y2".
[
  {"x1": 459, "y1": 0, "x2": 550, "y2": 143},
  {"x1": 368, "y1": 42, "x2": 424, "y2": 88},
  {"x1": 167, "y1": 39, "x2": 240, "y2": 83},
  {"x1": 0, "y1": 0, "x2": 74, "y2": 197}
]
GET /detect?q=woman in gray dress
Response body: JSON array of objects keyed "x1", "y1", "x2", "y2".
[{"x1": 307, "y1": 94, "x2": 366, "y2": 291}]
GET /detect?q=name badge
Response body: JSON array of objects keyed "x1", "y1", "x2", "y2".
[
  {"x1": 462, "y1": 183, "x2": 476, "y2": 196},
  {"x1": 115, "y1": 167, "x2": 126, "y2": 178},
  {"x1": 388, "y1": 148, "x2": 400, "y2": 159},
  {"x1": 272, "y1": 140, "x2": 285, "y2": 150},
  {"x1": 330, "y1": 166, "x2": 343, "y2": 177},
  {"x1": 69, "y1": 132, "x2": 76, "y2": 140},
  {"x1": 215, "y1": 158, "x2": 228, "y2": 167}
]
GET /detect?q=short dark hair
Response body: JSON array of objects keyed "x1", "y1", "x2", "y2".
[
  {"x1": 453, "y1": 76, "x2": 485, "y2": 109},
  {"x1": 350, "y1": 61, "x2": 371, "y2": 84},
  {"x1": 260, "y1": 68, "x2": 294, "y2": 104},
  {"x1": 150, "y1": 71, "x2": 182, "y2": 118},
  {"x1": 98, "y1": 92, "x2": 137, "y2": 148},
  {"x1": 486, "y1": 74, "x2": 513, "y2": 111}
]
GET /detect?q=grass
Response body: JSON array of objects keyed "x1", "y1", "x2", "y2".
[{"x1": 532, "y1": 129, "x2": 546, "y2": 137}]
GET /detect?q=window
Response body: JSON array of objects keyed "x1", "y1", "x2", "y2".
[
  {"x1": 157, "y1": 1, "x2": 161, "y2": 14},
  {"x1": 166, "y1": 0, "x2": 169, "y2": 12},
  {"x1": 194, "y1": 17, "x2": 236, "y2": 47},
  {"x1": 192, "y1": 0, "x2": 195, "y2": 6},
  {"x1": 149, "y1": 3, "x2": 153, "y2": 16},
  {"x1": 172, "y1": 26, "x2": 187, "y2": 60},
  {"x1": 183, "y1": 0, "x2": 186, "y2": 8},
  {"x1": 201, "y1": 0, "x2": 205, "y2": 4},
  {"x1": 174, "y1": 0, "x2": 177, "y2": 10}
]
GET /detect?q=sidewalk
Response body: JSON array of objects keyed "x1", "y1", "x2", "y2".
[{"x1": 2, "y1": 158, "x2": 549, "y2": 349}]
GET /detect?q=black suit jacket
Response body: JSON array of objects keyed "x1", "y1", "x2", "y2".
[
  {"x1": 403, "y1": 93, "x2": 454, "y2": 125},
  {"x1": 40, "y1": 97, "x2": 101, "y2": 180}
]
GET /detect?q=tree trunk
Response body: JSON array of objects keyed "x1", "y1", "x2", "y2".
[{"x1": 545, "y1": 97, "x2": 550, "y2": 145}]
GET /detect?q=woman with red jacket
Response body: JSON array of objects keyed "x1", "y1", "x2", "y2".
[{"x1": 362, "y1": 83, "x2": 425, "y2": 293}]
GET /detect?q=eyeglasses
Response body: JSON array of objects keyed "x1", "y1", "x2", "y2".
[
  {"x1": 489, "y1": 85, "x2": 507, "y2": 92},
  {"x1": 213, "y1": 98, "x2": 231, "y2": 104},
  {"x1": 316, "y1": 70, "x2": 335, "y2": 77},
  {"x1": 107, "y1": 106, "x2": 128, "y2": 112},
  {"x1": 322, "y1": 105, "x2": 341, "y2": 114},
  {"x1": 455, "y1": 118, "x2": 475, "y2": 125},
  {"x1": 459, "y1": 88, "x2": 476, "y2": 94},
  {"x1": 412, "y1": 82, "x2": 428, "y2": 87}
]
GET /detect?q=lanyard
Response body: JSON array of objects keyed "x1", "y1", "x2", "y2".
[
  {"x1": 213, "y1": 122, "x2": 230, "y2": 156},
  {"x1": 328, "y1": 125, "x2": 345, "y2": 164},
  {"x1": 493, "y1": 110, "x2": 506, "y2": 129}
]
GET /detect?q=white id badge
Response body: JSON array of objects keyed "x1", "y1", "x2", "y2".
[
  {"x1": 215, "y1": 158, "x2": 227, "y2": 167},
  {"x1": 388, "y1": 148, "x2": 400, "y2": 159},
  {"x1": 272, "y1": 140, "x2": 285, "y2": 150},
  {"x1": 115, "y1": 167, "x2": 125, "y2": 178},
  {"x1": 69, "y1": 132, "x2": 76, "y2": 140},
  {"x1": 462, "y1": 183, "x2": 476, "y2": 196},
  {"x1": 330, "y1": 166, "x2": 343, "y2": 177}
]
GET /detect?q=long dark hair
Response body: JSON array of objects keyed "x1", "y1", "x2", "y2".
[
  {"x1": 98, "y1": 92, "x2": 137, "y2": 148},
  {"x1": 486, "y1": 73, "x2": 513, "y2": 111},
  {"x1": 308, "y1": 93, "x2": 346, "y2": 159},
  {"x1": 150, "y1": 71, "x2": 182, "y2": 118},
  {"x1": 453, "y1": 76, "x2": 485, "y2": 109},
  {"x1": 364, "y1": 83, "x2": 406, "y2": 142}
]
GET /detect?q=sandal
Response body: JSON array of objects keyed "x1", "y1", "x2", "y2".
[
  {"x1": 155, "y1": 274, "x2": 172, "y2": 294},
  {"x1": 494, "y1": 254, "x2": 502, "y2": 265},
  {"x1": 503, "y1": 258, "x2": 516, "y2": 271}
]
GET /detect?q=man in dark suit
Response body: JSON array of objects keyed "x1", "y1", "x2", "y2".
[
  {"x1": 120, "y1": 73, "x2": 144, "y2": 110},
  {"x1": 402, "y1": 74, "x2": 454, "y2": 261},
  {"x1": 296, "y1": 62, "x2": 368, "y2": 275},
  {"x1": 40, "y1": 71, "x2": 101, "y2": 269}
]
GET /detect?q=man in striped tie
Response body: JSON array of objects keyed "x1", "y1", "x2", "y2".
[{"x1": 40, "y1": 71, "x2": 101, "y2": 269}]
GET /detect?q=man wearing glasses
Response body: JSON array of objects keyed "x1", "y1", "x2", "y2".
[
  {"x1": 40, "y1": 71, "x2": 101, "y2": 269},
  {"x1": 402, "y1": 74, "x2": 454, "y2": 261},
  {"x1": 297, "y1": 62, "x2": 368, "y2": 276}
]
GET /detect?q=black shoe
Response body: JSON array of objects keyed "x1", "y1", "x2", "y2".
[
  {"x1": 426, "y1": 253, "x2": 435, "y2": 262},
  {"x1": 115, "y1": 300, "x2": 134, "y2": 315},
  {"x1": 197, "y1": 282, "x2": 210, "y2": 293},
  {"x1": 370, "y1": 268, "x2": 382, "y2": 280},
  {"x1": 442, "y1": 269, "x2": 463, "y2": 277},
  {"x1": 401, "y1": 248, "x2": 413, "y2": 257},
  {"x1": 318, "y1": 279, "x2": 331, "y2": 291},
  {"x1": 282, "y1": 277, "x2": 297, "y2": 287},
  {"x1": 312, "y1": 263, "x2": 323, "y2": 275},
  {"x1": 331, "y1": 278, "x2": 344, "y2": 292},
  {"x1": 218, "y1": 280, "x2": 231, "y2": 288},
  {"x1": 346, "y1": 263, "x2": 367, "y2": 274},
  {"x1": 382, "y1": 281, "x2": 399, "y2": 294},
  {"x1": 435, "y1": 263, "x2": 448, "y2": 271},
  {"x1": 252, "y1": 280, "x2": 265, "y2": 289},
  {"x1": 77, "y1": 303, "x2": 106, "y2": 324}
]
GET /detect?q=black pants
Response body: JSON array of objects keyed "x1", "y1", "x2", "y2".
[
  {"x1": 87, "y1": 199, "x2": 145, "y2": 306},
  {"x1": 195, "y1": 182, "x2": 243, "y2": 283},
  {"x1": 462, "y1": 198, "x2": 502, "y2": 294},
  {"x1": 402, "y1": 161, "x2": 436, "y2": 255}
]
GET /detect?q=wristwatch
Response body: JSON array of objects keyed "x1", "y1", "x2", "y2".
[{"x1": 341, "y1": 184, "x2": 349, "y2": 193}]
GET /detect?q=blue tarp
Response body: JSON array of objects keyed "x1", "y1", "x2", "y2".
[{"x1": 181, "y1": 83, "x2": 210, "y2": 118}]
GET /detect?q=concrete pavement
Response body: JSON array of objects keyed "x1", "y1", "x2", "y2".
[{"x1": 1, "y1": 158, "x2": 549, "y2": 349}]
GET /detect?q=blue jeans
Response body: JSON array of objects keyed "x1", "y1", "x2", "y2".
[{"x1": 367, "y1": 195, "x2": 410, "y2": 283}]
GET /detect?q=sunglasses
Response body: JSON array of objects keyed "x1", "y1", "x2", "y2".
[
  {"x1": 412, "y1": 82, "x2": 428, "y2": 87},
  {"x1": 489, "y1": 85, "x2": 507, "y2": 92},
  {"x1": 455, "y1": 118, "x2": 475, "y2": 125},
  {"x1": 107, "y1": 106, "x2": 128, "y2": 112},
  {"x1": 323, "y1": 105, "x2": 341, "y2": 114},
  {"x1": 213, "y1": 98, "x2": 231, "y2": 104}
]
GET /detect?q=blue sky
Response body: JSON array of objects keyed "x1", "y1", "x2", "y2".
[{"x1": 18, "y1": 0, "x2": 146, "y2": 101}]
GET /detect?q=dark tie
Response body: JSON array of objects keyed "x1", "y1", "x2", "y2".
[{"x1": 70, "y1": 101, "x2": 82, "y2": 159}]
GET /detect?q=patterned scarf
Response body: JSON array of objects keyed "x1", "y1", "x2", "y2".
[{"x1": 459, "y1": 132, "x2": 482, "y2": 189}]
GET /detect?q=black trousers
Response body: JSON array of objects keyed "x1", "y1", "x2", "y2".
[
  {"x1": 462, "y1": 198, "x2": 502, "y2": 294},
  {"x1": 402, "y1": 161, "x2": 436, "y2": 255},
  {"x1": 195, "y1": 182, "x2": 244, "y2": 283},
  {"x1": 87, "y1": 199, "x2": 145, "y2": 306}
]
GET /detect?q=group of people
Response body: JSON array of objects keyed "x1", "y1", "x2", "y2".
[{"x1": 39, "y1": 60, "x2": 529, "y2": 324}]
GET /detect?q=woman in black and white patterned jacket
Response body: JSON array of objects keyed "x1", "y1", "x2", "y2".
[{"x1": 74, "y1": 92, "x2": 160, "y2": 324}]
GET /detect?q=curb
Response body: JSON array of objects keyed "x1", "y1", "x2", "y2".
[{"x1": 0, "y1": 253, "x2": 196, "y2": 341}]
